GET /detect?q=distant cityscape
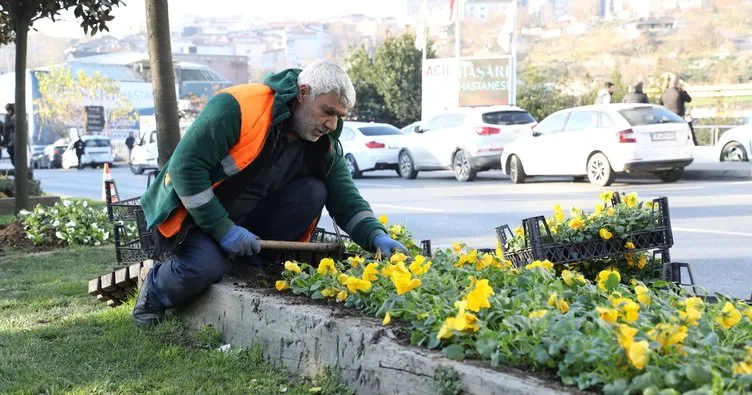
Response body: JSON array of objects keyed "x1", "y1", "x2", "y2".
[{"x1": 16, "y1": 0, "x2": 718, "y2": 86}]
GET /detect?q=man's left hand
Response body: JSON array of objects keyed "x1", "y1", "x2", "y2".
[{"x1": 373, "y1": 234, "x2": 409, "y2": 258}]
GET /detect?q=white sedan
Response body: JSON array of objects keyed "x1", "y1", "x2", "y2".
[
  {"x1": 501, "y1": 104, "x2": 695, "y2": 186},
  {"x1": 340, "y1": 122, "x2": 406, "y2": 178},
  {"x1": 715, "y1": 124, "x2": 751, "y2": 162}
]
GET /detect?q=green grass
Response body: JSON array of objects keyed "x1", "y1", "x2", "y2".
[
  {"x1": 0, "y1": 246, "x2": 352, "y2": 394},
  {"x1": 0, "y1": 213, "x2": 15, "y2": 226}
]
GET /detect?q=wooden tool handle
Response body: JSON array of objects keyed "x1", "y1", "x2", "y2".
[{"x1": 259, "y1": 240, "x2": 342, "y2": 253}]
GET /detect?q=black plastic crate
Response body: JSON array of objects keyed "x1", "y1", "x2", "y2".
[
  {"x1": 498, "y1": 197, "x2": 673, "y2": 266},
  {"x1": 310, "y1": 227, "x2": 351, "y2": 244}
]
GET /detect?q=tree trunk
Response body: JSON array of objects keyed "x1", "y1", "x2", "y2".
[
  {"x1": 13, "y1": 16, "x2": 30, "y2": 212},
  {"x1": 145, "y1": 0, "x2": 180, "y2": 168}
]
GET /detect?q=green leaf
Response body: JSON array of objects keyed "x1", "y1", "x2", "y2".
[
  {"x1": 698, "y1": 332, "x2": 718, "y2": 347},
  {"x1": 605, "y1": 273, "x2": 620, "y2": 291},
  {"x1": 427, "y1": 335, "x2": 441, "y2": 350},
  {"x1": 442, "y1": 345, "x2": 466, "y2": 361},
  {"x1": 602, "y1": 379, "x2": 628, "y2": 395},
  {"x1": 664, "y1": 370, "x2": 682, "y2": 387},
  {"x1": 683, "y1": 388, "x2": 712, "y2": 395},
  {"x1": 630, "y1": 372, "x2": 655, "y2": 390},
  {"x1": 686, "y1": 364, "x2": 712, "y2": 386},
  {"x1": 651, "y1": 280, "x2": 671, "y2": 288},
  {"x1": 410, "y1": 331, "x2": 426, "y2": 346},
  {"x1": 310, "y1": 281, "x2": 323, "y2": 291},
  {"x1": 474, "y1": 337, "x2": 496, "y2": 359}
]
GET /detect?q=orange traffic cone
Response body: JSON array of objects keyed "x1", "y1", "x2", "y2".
[{"x1": 102, "y1": 163, "x2": 119, "y2": 202}]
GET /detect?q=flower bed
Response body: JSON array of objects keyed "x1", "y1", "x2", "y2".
[
  {"x1": 275, "y1": 217, "x2": 752, "y2": 393},
  {"x1": 501, "y1": 192, "x2": 675, "y2": 283}
]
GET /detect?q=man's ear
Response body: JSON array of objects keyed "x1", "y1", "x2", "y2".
[{"x1": 298, "y1": 85, "x2": 310, "y2": 102}]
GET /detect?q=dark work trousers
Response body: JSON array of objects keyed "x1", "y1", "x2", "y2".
[{"x1": 145, "y1": 176, "x2": 327, "y2": 310}]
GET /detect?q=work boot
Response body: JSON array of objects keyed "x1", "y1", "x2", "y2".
[{"x1": 133, "y1": 277, "x2": 165, "y2": 327}]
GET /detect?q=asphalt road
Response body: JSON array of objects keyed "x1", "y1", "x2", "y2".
[{"x1": 29, "y1": 164, "x2": 752, "y2": 300}]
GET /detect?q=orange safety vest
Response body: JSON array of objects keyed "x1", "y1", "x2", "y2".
[{"x1": 156, "y1": 84, "x2": 318, "y2": 243}]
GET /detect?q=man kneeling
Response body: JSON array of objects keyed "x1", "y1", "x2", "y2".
[{"x1": 134, "y1": 61, "x2": 408, "y2": 326}]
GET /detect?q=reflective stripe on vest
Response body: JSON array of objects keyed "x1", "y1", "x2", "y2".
[{"x1": 157, "y1": 83, "x2": 276, "y2": 238}]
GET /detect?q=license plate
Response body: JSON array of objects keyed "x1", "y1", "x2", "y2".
[
  {"x1": 388, "y1": 144, "x2": 400, "y2": 149},
  {"x1": 651, "y1": 132, "x2": 676, "y2": 141}
]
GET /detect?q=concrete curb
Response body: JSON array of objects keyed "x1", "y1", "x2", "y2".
[
  {"x1": 180, "y1": 281, "x2": 573, "y2": 395},
  {"x1": 681, "y1": 164, "x2": 752, "y2": 181}
]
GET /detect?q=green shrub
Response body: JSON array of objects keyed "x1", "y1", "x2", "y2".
[{"x1": 19, "y1": 199, "x2": 112, "y2": 246}]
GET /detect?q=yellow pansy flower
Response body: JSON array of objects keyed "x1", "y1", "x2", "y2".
[
  {"x1": 553, "y1": 204, "x2": 566, "y2": 223},
  {"x1": 733, "y1": 360, "x2": 752, "y2": 375},
  {"x1": 596, "y1": 307, "x2": 619, "y2": 323},
  {"x1": 336, "y1": 291, "x2": 348, "y2": 302},
  {"x1": 452, "y1": 243, "x2": 463, "y2": 254},
  {"x1": 525, "y1": 259, "x2": 554, "y2": 271},
  {"x1": 391, "y1": 268, "x2": 422, "y2": 295},
  {"x1": 599, "y1": 228, "x2": 613, "y2": 240},
  {"x1": 378, "y1": 214, "x2": 389, "y2": 225},
  {"x1": 561, "y1": 270, "x2": 575, "y2": 286},
  {"x1": 381, "y1": 263, "x2": 397, "y2": 277},
  {"x1": 390, "y1": 252, "x2": 409, "y2": 264},
  {"x1": 528, "y1": 309, "x2": 548, "y2": 319},
  {"x1": 716, "y1": 302, "x2": 742, "y2": 330},
  {"x1": 476, "y1": 253, "x2": 496, "y2": 271},
  {"x1": 321, "y1": 288, "x2": 336, "y2": 298},
  {"x1": 607, "y1": 207, "x2": 616, "y2": 216},
  {"x1": 557, "y1": 298, "x2": 570, "y2": 314},
  {"x1": 284, "y1": 261, "x2": 301, "y2": 274},
  {"x1": 275, "y1": 280, "x2": 290, "y2": 291},
  {"x1": 679, "y1": 307, "x2": 703, "y2": 327},
  {"x1": 625, "y1": 253, "x2": 635, "y2": 267},
  {"x1": 624, "y1": 242, "x2": 635, "y2": 249},
  {"x1": 514, "y1": 227, "x2": 524, "y2": 236},
  {"x1": 344, "y1": 277, "x2": 372, "y2": 293},
  {"x1": 612, "y1": 297, "x2": 640, "y2": 322},
  {"x1": 382, "y1": 312, "x2": 392, "y2": 326},
  {"x1": 362, "y1": 262, "x2": 380, "y2": 282},
  {"x1": 637, "y1": 254, "x2": 647, "y2": 269},
  {"x1": 634, "y1": 285, "x2": 651, "y2": 306},
  {"x1": 547, "y1": 292, "x2": 558, "y2": 307},
  {"x1": 600, "y1": 191, "x2": 614, "y2": 203},
  {"x1": 648, "y1": 323, "x2": 688, "y2": 353},
  {"x1": 615, "y1": 324, "x2": 638, "y2": 349},
  {"x1": 569, "y1": 217, "x2": 585, "y2": 230},
  {"x1": 317, "y1": 258, "x2": 338, "y2": 275},
  {"x1": 347, "y1": 255, "x2": 365, "y2": 268},
  {"x1": 627, "y1": 340, "x2": 650, "y2": 370},
  {"x1": 624, "y1": 192, "x2": 639, "y2": 208},
  {"x1": 465, "y1": 279, "x2": 494, "y2": 312},
  {"x1": 745, "y1": 307, "x2": 752, "y2": 321},
  {"x1": 644, "y1": 201, "x2": 654, "y2": 210},
  {"x1": 595, "y1": 205, "x2": 604, "y2": 214},
  {"x1": 409, "y1": 255, "x2": 432, "y2": 276}
]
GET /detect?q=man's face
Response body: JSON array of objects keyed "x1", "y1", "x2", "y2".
[
  {"x1": 608, "y1": 86, "x2": 616, "y2": 94},
  {"x1": 292, "y1": 85, "x2": 348, "y2": 142}
]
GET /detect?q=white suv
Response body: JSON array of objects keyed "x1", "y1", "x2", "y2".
[{"x1": 398, "y1": 106, "x2": 537, "y2": 181}]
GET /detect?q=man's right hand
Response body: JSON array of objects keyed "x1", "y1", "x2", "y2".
[{"x1": 219, "y1": 225, "x2": 261, "y2": 257}]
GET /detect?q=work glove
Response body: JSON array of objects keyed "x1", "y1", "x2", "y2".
[
  {"x1": 372, "y1": 234, "x2": 409, "y2": 258},
  {"x1": 219, "y1": 225, "x2": 261, "y2": 257}
]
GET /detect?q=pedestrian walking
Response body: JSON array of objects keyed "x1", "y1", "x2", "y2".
[
  {"x1": 3, "y1": 103, "x2": 15, "y2": 167},
  {"x1": 622, "y1": 82, "x2": 649, "y2": 104},
  {"x1": 595, "y1": 82, "x2": 615, "y2": 105},
  {"x1": 73, "y1": 136, "x2": 85, "y2": 169},
  {"x1": 125, "y1": 132, "x2": 136, "y2": 163}
]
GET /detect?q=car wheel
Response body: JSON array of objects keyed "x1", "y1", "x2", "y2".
[
  {"x1": 345, "y1": 154, "x2": 362, "y2": 178},
  {"x1": 130, "y1": 163, "x2": 144, "y2": 175},
  {"x1": 90, "y1": 162, "x2": 99, "y2": 169},
  {"x1": 654, "y1": 167, "x2": 684, "y2": 183},
  {"x1": 509, "y1": 155, "x2": 526, "y2": 184},
  {"x1": 398, "y1": 151, "x2": 418, "y2": 179},
  {"x1": 452, "y1": 150, "x2": 477, "y2": 182},
  {"x1": 720, "y1": 142, "x2": 748, "y2": 162},
  {"x1": 587, "y1": 152, "x2": 615, "y2": 187}
]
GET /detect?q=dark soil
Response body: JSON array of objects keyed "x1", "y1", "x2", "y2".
[
  {"x1": 0, "y1": 220, "x2": 59, "y2": 252},
  {"x1": 227, "y1": 267, "x2": 594, "y2": 394}
]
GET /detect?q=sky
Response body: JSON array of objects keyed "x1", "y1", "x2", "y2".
[{"x1": 32, "y1": 0, "x2": 408, "y2": 38}]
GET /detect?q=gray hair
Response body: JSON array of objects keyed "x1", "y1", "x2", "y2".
[{"x1": 298, "y1": 61, "x2": 356, "y2": 109}]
